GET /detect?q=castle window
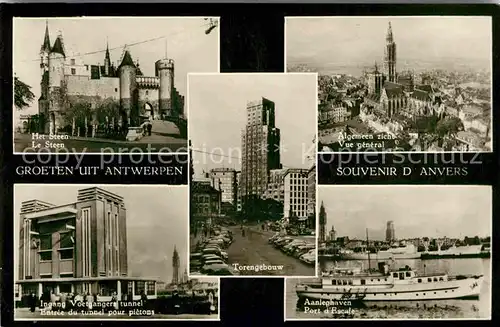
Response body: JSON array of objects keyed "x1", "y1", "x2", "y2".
[
  {"x1": 71, "y1": 68, "x2": 76, "y2": 75},
  {"x1": 71, "y1": 59, "x2": 75, "y2": 65},
  {"x1": 115, "y1": 88, "x2": 117, "y2": 92},
  {"x1": 146, "y1": 90, "x2": 149, "y2": 95}
]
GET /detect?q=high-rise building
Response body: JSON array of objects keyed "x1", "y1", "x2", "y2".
[
  {"x1": 283, "y1": 168, "x2": 308, "y2": 220},
  {"x1": 319, "y1": 201, "x2": 327, "y2": 243},
  {"x1": 17, "y1": 187, "x2": 157, "y2": 300},
  {"x1": 240, "y1": 98, "x2": 281, "y2": 210},
  {"x1": 235, "y1": 171, "x2": 242, "y2": 212},
  {"x1": 262, "y1": 168, "x2": 287, "y2": 203},
  {"x1": 209, "y1": 168, "x2": 237, "y2": 208},
  {"x1": 386, "y1": 220, "x2": 396, "y2": 242},
  {"x1": 306, "y1": 165, "x2": 316, "y2": 222},
  {"x1": 384, "y1": 22, "x2": 397, "y2": 83},
  {"x1": 172, "y1": 246, "x2": 180, "y2": 284}
]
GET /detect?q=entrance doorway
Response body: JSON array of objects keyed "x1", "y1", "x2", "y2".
[
  {"x1": 144, "y1": 103, "x2": 154, "y2": 120},
  {"x1": 49, "y1": 113, "x2": 56, "y2": 134}
]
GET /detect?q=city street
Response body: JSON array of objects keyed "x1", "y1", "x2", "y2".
[{"x1": 226, "y1": 225, "x2": 315, "y2": 277}]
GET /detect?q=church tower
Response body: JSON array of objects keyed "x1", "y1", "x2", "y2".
[
  {"x1": 319, "y1": 201, "x2": 327, "y2": 243},
  {"x1": 104, "y1": 41, "x2": 112, "y2": 77},
  {"x1": 172, "y1": 246, "x2": 180, "y2": 284},
  {"x1": 384, "y1": 22, "x2": 397, "y2": 83}
]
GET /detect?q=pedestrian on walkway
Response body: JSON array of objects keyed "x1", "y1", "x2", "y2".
[
  {"x1": 147, "y1": 122, "x2": 152, "y2": 136},
  {"x1": 29, "y1": 292, "x2": 36, "y2": 312}
]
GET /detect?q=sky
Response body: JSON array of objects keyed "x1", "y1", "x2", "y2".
[
  {"x1": 286, "y1": 16, "x2": 492, "y2": 74},
  {"x1": 13, "y1": 184, "x2": 204, "y2": 284},
  {"x1": 320, "y1": 186, "x2": 491, "y2": 241},
  {"x1": 189, "y1": 73, "x2": 317, "y2": 177},
  {"x1": 13, "y1": 17, "x2": 219, "y2": 122}
]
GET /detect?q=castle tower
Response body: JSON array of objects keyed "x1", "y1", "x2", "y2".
[
  {"x1": 47, "y1": 32, "x2": 66, "y2": 134},
  {"x1": 172, "y1": 246, "x2": 180, "y2": 284},
  {"x1": 39, "y1": 20, "x2": 51, "y2": 75},
  {"x1": 155, "y1": 42, "x2": 175, "y2": 118},
  {"x1": 48, "y1": 32, "x2": 65, "y2": 89},
  {"x1": 39, "y1": 21, "x2": 52, "y2": 134},
  {"x1": 319, "y1": 201, "x2": 327, "y2": 243},
  {"x1": 118, "y1": 50, "x2": 137, "y2": 127},
  {"x1": 384, "y1": 22, "x2": 397, "y2": 83}
]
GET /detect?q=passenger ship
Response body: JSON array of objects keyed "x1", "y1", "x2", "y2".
[
  {"x1": 342, "y1": 244, "x2": 421, "y2": 260},
  {"x1": 296, "y1": 263, "x2": 483, "y2": 301}
]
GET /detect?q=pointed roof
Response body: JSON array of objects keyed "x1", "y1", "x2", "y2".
[
  {"x1": 119, "y1": 50, "x2": 136, "y2": 69},
  {"x1": 105, "y1": 40, "x2": 111, "y2": 62},
  {"x1": 386, "y1": 22, "x2": 394, "y2": 42},
  {"x1": 41, "y1": 20, "x2": 51, "y2": 52},
  {"x1": 51, "y1": 35, "x2": 65, "y2": 57}
]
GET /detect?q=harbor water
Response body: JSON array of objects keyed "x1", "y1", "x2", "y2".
[{"x1": 286, "y1": 258, "x2": 491, "y2": 319}]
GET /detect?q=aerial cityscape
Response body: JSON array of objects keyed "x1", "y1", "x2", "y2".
[
  {"x1": 187, "y1": 74, "x2": 317, "y2": 277},
  {"x1": 285, "y1": 186, "x2": 491, "y2": 320},
  {"x1": 13, "y1": 17, "x2": 219, "y2": 153},
  {"x1": 286, "y1": 17, "x2": 492, "y2": 152},
  {"x1": 14, "y1": 185, "x2": 219, "y2": 320}
]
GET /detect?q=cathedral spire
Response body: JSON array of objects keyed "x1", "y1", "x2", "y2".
[
  {"x1": 41, "y1": 20, "x2": 51, "y2": 53},
  {"x1": 386, "y1": 22, "x2": 394, "y2": 42},
  {"x1": 104, "y1": 38, "x2": 111, "y2": 76},
  {"x1": 105, "y1": 38, "x2": 111, "y2": 62}
]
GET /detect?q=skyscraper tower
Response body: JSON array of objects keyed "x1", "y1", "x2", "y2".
[
  {"x1": 172, "y1": 246, "x2": 180, "y2": 284},
  {"x1": 240, "y1": 97, "x2": 281, "y2": 214},
  {"x1": 384, "y1": 22, "x2": 397, "y2": 83},
  {"x1": 386, "y1": 220, "x2": 396, "y2": 242},
  {"x1": 319, "y1": 201, "x2": 327, "y2": 243}
]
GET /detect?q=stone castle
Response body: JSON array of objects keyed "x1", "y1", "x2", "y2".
[{"x1": 38, "y1": 21, "x2": 185, "y2": 135}]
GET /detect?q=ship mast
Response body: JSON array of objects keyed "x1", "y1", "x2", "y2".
[{"x1": 366, "y1": 228, "x2": 371, "y2": 271}]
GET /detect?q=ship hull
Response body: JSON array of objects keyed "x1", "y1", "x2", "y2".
[
  {"x1": 296, "y1": 276, "x2": 483, "y2": 302},
  {"x1": 342, "y1": 252, "x2": 421, "y2": 260}
]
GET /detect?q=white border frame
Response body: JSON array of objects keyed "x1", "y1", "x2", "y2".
[
  {"x1": 13, "y1": 183, "x2": 221, "y2": 322},
  {"x1": 284, "y1": 16, "x2": 494, "y2": 154},
  {"x1": 186, "y1": 72, "x2": 320, "y2": 279},
  {"x1": 12, "y1": 16, "x2": 221, "y2": 156},
  {"x1": 283, "y1": 184, "x2": 493, "y2": 321}
]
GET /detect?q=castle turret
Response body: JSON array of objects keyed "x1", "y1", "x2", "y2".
[
  {"x1": 118, "y1": 50, "x2": 137, "y2": 126},
  {"x1": 155, "y1": 57, "x2": 174, "y2": 118},
  {"x1": 48, "y1": 32, "x2": 65, "y2": 89},
  {"x1": 40, "y1": 20, "x2": 51, "y2": 74}
]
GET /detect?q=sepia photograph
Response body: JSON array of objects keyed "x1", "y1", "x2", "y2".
[
  {"x1": 14, "y1": 184, "x2": 220, "y2": 321},
  {"x1": 13, "y1": 17, "x2": 220, "y2": 154},
  {"x1": 285, "y1": 185, "x2": 491, "y2": 320},
  {"x1": 286, "y1": 16, "x2": 492, "y2": 152},
  {"x1": 188, "y1": 73, "x2": 317, "y2": 277}
]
